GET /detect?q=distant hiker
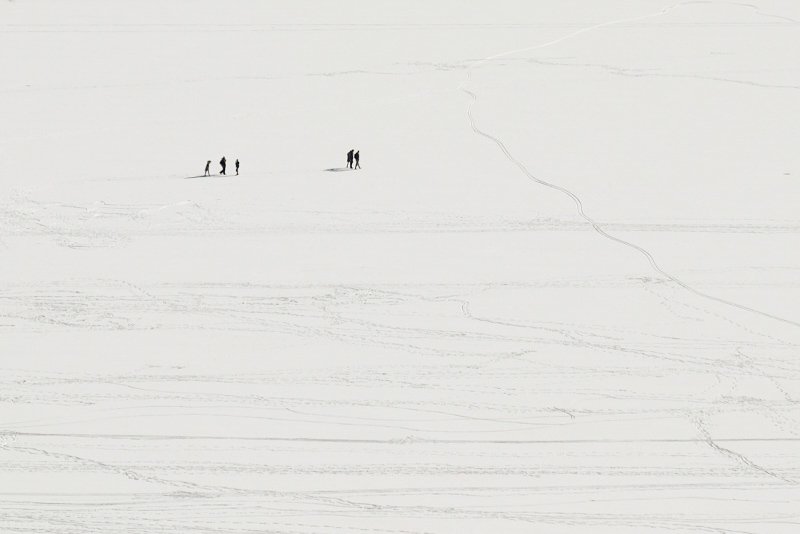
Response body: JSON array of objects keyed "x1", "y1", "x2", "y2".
[
  {"x1": 346, "y1": 149, "x2": 354, "y2": 169},
  {"x1": 220, "y1": 156, "x2": 227, "y2": 175},
  {"x1": 354, "y1": 150, "x2": 360, "y2": 169},
  {"x1": 235, "y1": 159, "x2": 240, "y2": 175},
  {"x1": 204, "y1": 160, "x2": 211, "y2": 176}
]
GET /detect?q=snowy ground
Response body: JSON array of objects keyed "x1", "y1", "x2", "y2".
[{"x1": 2, "y1": 1, "x2": 800, "y2": 532}]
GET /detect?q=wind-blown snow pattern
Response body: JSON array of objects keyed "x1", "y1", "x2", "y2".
[{"x1": 2, "y1": 1, "x2": 800, "y2": 533}]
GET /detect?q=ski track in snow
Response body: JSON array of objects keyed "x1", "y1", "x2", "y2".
[{"x1": 460, "y1": 0, "x2": 800, "y2": 330}]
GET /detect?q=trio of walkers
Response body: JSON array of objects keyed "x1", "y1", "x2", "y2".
[
  {"x1": 204, "y1": 157, "x2": 239, "y2": 176},
  {"x1": 346, "y1": 149, "x2": 361, "y2": 170}
]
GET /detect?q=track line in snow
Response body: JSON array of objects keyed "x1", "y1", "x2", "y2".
[
  {"x1": 460, "y1": 1, "x2": 800, "y2": 330},
  {"x1": 6, "y1": 430, "x2": 800, "y2": 444}
]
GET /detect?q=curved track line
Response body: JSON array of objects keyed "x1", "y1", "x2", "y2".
[{"x1": 460, "y1": 2, "x2": 800, "y2": 329}]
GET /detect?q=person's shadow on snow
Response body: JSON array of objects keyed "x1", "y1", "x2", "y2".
[{"x1": 324, "y1": 168, "x2": 352, "y2": 172}]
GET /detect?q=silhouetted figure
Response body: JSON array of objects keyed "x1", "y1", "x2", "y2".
[
  {"x1": 346, "y1": 149, "x2": 354, "y2": 169},
  {"x1": 354, "y1": 150, "x2": 360, "y2": 169},
  {"x1": 220, "y1": 156, "x2": 227, "y2": 175},
  {"x1": 235, "y1": 159, "x2": 239, "y2": 175},
  {"x1": 204, "y1": 160, "x2": 211, "y2": 176}
]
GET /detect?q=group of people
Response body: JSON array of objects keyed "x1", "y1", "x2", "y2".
[
  {"x1": 204, "y1": 157, "x2": 239, "y2": 176},
  {"x1": 201, "y1": 150, "x2": 362, "y2": 176},
  {"x1": 346, "y1": 149, "x2": 361, "y2": 169}
]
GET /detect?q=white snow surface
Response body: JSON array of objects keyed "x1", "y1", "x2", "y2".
[{"x1": 2, "y1": 1, "x2": 800, "y2": 532}]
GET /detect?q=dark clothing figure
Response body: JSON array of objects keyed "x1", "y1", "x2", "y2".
[
  {"x1": 204, "y1": 160, "x2": 211, "y2": 176},
  {"x1": 346, "y1": 149, "x2": 354, "y2": 169},
  {"x1": 220, "y1": 157, "x2": 227, "y2": 175},
  {"x1": 354, "y1": 150, "x2": 360, "y2": 169},
  {"x1": 235, "y1": 159, "x2": 239, "y2": 175}
]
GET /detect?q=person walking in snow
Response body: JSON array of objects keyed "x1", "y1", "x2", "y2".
[
  {"x1": 354, "y1": 150, "x2": 360, "y2": 169},
  {"x1": 235, "y1": 159, "x2": 239, "y2": 175},
  {"x1": 346, "y1": 149, "x2": 354, "y2": 169},
  {"x1": 204, "y1": 160, "x2": 211, "y2": 176},
  {"x1": 219, "y1": 156, "x2": 227, "y2": 175}
]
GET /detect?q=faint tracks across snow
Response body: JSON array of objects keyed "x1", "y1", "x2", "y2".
[{"x1": 460, "y1": 0, "x2": 800, "y2": 330}]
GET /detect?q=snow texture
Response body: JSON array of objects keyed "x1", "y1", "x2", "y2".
[{"x1": 2, "y1": 1, "x2": 800, "y2": 532}]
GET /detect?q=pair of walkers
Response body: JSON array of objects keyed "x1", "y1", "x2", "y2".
[
  {"x1": 346, "y1": 149, "x2": 361, "y2": 170},
  {"x1": 204, "y1": 157, "x2": 239, "y2": 176}
]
